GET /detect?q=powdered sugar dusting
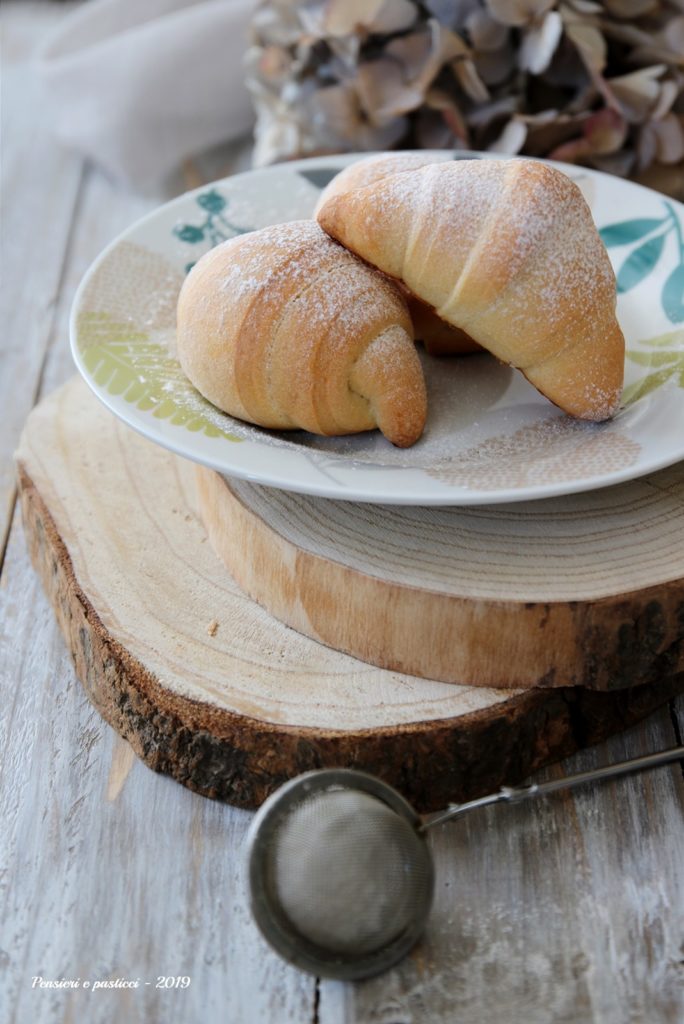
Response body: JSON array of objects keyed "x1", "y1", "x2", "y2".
[
  {"x1": 179, "y1": 219, "x2": 420, "y2": 438},
  {"x1": 180, "y1": 220, "x2": 391, "y2": 374},
  {"x1": 195, "y1": 219, "x2": 338, "y2": 303},
  {"x1": 315, "y1": 150, "x2": 448, "y2": 213},
  {"x1": 379, "y1": 160, "x2": 616, "y2": 335},
  {"x1": 192, "y1": 219, "x2": 406, "y2": 321},
  {"x1": 325, "y1": 159, "x2": 623, "y2": 417}
]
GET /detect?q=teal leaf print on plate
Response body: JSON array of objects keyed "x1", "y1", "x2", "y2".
[
  {"x1": 173, "y1": 189, "x2": 253, "y2": 272},
  {"x1": 662, "y1": 263, "x2": 684, "y2": 323},
  {"x1": 196, "y1": 190, "x2": 228, "y2": 213},
  {"x1": 175, "y1": 224, "x2": 205, "y2": 244},
  {"x1": 616, "y1": 232, "x2": 666, "y2": 293},
  {"x1": 599, "y1": 218, "x2": 666, "y2": 247},
  {"x1": 601, "y1": 201, "x2": 684, "y2": 323}
]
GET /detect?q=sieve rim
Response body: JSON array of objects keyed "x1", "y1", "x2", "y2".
[{"x1": 246, "y1": 769, "x2": 435, "y2": 981}]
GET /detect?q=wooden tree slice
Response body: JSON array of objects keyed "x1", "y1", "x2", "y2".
[
  {"x1": 197, "y1": 464, "x2": 684, "y2": 691},
  {"x1": 15, "y1": 378, "x2": 684, "y2": 810}
]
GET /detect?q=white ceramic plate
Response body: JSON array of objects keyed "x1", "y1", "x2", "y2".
[{"x1": 71, "y1": 152, "x2": 684, "y2": 505}]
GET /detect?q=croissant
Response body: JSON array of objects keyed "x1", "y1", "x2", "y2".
[
  {"x1": 176, "y1": 220, "x2": 427, "y2": 447},
  {"x1": 317, "y1": 158, "x2": 625, "y2": 421},
  {"x1": 316, "y1": 153, "x2": 481, "y2": 357}
]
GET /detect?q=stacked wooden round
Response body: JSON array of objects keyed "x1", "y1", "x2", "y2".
[{"x1": 16, "y1": 379, "x2": 684, "y2": 810}]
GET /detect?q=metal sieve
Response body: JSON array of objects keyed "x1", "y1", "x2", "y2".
[{"x1": 246, "y1": 747, "x2": 683, "y2": 981}]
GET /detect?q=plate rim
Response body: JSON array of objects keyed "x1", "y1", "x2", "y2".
[{"x1": 69, "y1": 150, "x2": 684, "y2": 506}]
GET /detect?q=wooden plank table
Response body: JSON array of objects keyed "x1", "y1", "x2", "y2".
[{"x1": 1, "y1": 5, "x2": 683, "y2": 1023}]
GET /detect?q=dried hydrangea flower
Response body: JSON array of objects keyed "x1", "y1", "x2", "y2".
[{"x1": 246, "y1": 0, "x2": 684, "y2": 197}]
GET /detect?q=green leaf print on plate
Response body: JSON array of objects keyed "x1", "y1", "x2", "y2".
[
  {"x1": 622, "y1": 329, "x2": 684, "y2": 407},
  {"x1": 77, "y1": 312, "x2": 242, "y2": 442},
  {"x1": 600, "y1": 201, "x2": 684, "y2": 323}
]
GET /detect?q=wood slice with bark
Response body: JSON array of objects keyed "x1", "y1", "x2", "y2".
[
  {"x1": 197, "y1": 464, "x2": 684, "y2": 690},
  {"x1": 15, "y1": 378, "x2": 684, "y2": 811}
]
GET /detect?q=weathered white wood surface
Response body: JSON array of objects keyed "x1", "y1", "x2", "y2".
[
  {"x1": 1, "y1": 5, "x2": 683, "y2": 1024},
  {"x1": 0, "y1": 2, "x2": 82, "y2": 556}
]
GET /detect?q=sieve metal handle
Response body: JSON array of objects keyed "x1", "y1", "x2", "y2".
[{"x1": 420, "y1": 745, "x2": 684, "y2": 832}]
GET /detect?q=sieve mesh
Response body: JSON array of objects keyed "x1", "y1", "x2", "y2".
[{"x1": 265, "y1": 788, "x2": 433, "y2": 957}]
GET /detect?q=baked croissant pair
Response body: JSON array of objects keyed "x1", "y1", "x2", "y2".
[{"x1": 176, "y1": 156, "x2": 625, "y2": 448}]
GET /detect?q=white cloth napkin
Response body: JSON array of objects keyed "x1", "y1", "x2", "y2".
[{"x1": 36, "y1": 0, "x2": 258, "y2": 187}]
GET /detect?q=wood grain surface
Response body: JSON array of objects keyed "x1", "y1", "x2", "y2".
[
  {"x1": 2, "y1": 6, "x2": 683, "y2": 1024},
  {"x1": 16, "y1": 378, "x2": 684, "y2": 816},
  {"x1": 198, "y1": 465, "x2": 684, "y2": 690}
]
